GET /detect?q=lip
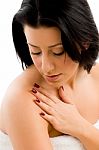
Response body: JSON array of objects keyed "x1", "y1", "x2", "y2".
[{"x1": 45, "y1": 73, "x2": 62, "y2": 82}]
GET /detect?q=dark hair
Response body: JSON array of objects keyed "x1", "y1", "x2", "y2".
[{"x1": 12, "y1": 0, "x2": 99, "y2": 72}]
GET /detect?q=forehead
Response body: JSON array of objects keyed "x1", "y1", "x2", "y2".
[{"x1": 24, "y1": 25, "x2": 62, "y2": 47}]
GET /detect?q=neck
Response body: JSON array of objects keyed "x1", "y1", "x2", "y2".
[
  {"x1": 66, "y1": 67, "x2": 88, "y2": 89},
  {"x1": 40, "y1": 66, "x2": 88, "y2": 92}
]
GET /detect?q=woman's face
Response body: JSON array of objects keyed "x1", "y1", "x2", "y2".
[{"x1": 24, "y1": 25, "x2": 79, "y2": 86}]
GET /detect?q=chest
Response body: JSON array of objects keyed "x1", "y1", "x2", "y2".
[
  {"x1": 45, "y1": 74, "x2": 99, "y2": 136},
  {"x1": 48, "y1": 87, "x2": 99, "y2": 137},
  {"x1": 73, "y1": 79, "x2": 99, "y2": 123}
]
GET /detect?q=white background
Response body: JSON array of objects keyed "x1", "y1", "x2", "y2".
[{"x1": 0, "y1": 0, "x2": 99, "y2": 105}]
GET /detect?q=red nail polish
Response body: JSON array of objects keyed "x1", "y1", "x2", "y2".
[
  {"x1": 40, "y1": 112, "x2": 45, "y2": 116},
  {"x1": 32, "y1": 88, "x2": 37, "y2": 93},
  {"x1": 34, "y1": 83, "x2": 40, "y2": 88},
  {"x1": 35, "y1": 99, "x2": 40, "y2": 103}
]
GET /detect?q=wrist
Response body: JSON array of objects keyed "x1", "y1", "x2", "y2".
[
  {"x1": 74, "y1": 120, "x2": 99, "y2": 150},
  {"x1": 75, "y1": 119, "x2": 93, "y2": 141},
  {"x1": 73, "y1": 118, "x2": 92, "y2": 139}
]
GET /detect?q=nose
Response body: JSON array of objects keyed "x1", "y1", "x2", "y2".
[{"x1": 41, "y1": 54, "x2": 55, "y2": 75}]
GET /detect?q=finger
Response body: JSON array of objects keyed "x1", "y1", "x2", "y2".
[
  {"x1": 59, "y1": 86, "x2": 74, "y2": 104},
  {"x1": 33, "y1": 83, "x2": 60, "y2": 103},
  {"x1": 34, "y1": 83, "x2": 53, "y2": 99},
  {"x1": 34, "y1": 99, "x2": 55, "y2": 115},
  {"x1": 32, "y1": 88, "x2": 54, "y2": 107},
  {"x1": 34, "y1": 83, "x2": 59, "y2": 103},
  {"x1": 40, "y1": 112, "x2": 55, "y2": 125}
]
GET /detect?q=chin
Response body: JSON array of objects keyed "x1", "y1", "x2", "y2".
[{"x1": 46, "y1": 79, "x2": 64, "y2": 89}]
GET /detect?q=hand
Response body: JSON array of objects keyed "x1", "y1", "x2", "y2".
[{"x1": 31, "y1": 83, "x2": 86, "y2": 137}]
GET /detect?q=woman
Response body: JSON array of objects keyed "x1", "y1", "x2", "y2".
[{"x1": 0, "y1": 0, "x2": 99, "y2": 149}]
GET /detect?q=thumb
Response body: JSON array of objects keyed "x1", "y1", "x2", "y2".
[{"x1": 58, "y1": 86, "x2": 74, "y2": 104}]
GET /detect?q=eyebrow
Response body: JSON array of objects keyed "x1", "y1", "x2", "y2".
[{"x1": 27, "y1": 42, "x2": 62, "y2": 48}]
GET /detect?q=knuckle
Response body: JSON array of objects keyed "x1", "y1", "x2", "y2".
[
  {"x1": 40, "y1": 94, "x2": 44, "y2": 100},
  {"x1": 46, "y1": 98, "x2": 50, "y2": 104},
  {"x1": 47, "y1": 107, "x2": 52, "y2": 112}
]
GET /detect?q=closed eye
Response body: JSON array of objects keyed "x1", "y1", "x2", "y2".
[
  {"x1": 30, "y1": 52, "x2": 41, "y2": 55},
  {"x1": 53, "y1": 51, "x2": 64, "y2": 56},
  {"x1": 30, "y1": 51, "x2": 64, "y2": 56}
]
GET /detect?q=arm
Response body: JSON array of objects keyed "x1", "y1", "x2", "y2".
[
  {"x1": 2, "y1": 86, "x2": 53, "y2": 150},
  {"x1": 76, "y1": 120, "x2": 99, "y2": 150}
]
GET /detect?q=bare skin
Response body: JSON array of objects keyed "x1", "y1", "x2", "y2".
[
  {"x1": 0, "y1": 26, "x2": 99, "y2": 150},
  {"x1": 0, "y1": 64, "x2": 99, "y2": 149},
  {"x1": 0, "y1": 64, "x2": 99, "y2": 133}
]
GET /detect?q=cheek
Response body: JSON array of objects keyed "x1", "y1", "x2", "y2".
[
  {"x1": 58, "y1": 55, "x2": 67, "y2": 68},
  {"x1": 61, "y1": 54, "x2": 75, "y2": 70},
  {"x1": 31, "y1": 56, "x2": 41, "y2": 70},
  {"x1": 64, "y1": 55, "x2": 79, "y2": 73}
]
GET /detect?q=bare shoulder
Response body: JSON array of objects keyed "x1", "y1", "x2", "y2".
[
  {"x1": 0, "y1": 65, "x2": 52, "y2": 150},
  {"x1": 91, "y1": 63, "x2": 99, "y2": 81},
  {"x1": 91, "y1": 63, "x2": 99, "y2": 117}
]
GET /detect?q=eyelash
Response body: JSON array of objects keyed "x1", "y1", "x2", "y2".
[{"x1": 30, "y1": 51, "x2": 64, "y2": 56}]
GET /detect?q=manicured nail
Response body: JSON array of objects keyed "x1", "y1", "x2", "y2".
[
  {"x1": 40, "y1": 112, "x2": 45, "y2": 116},
  {"x1": 32, "y1": 88, "x2": 37, "y2": 93},
  {"x1": 35, "y1": 99, "x2": 40, "y2": 103},
  {"x1": 34, "y1": 83, "x2": 40, "y2": 88}
]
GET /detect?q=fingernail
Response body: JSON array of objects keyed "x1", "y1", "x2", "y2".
[
  {"x1": 35, "y1": 99, "x2": 40, "y2": 103},
  {"x1": 32, "y1": 88, "x2": 37, "y2": 93},
  {"x1": 40, "y1": 112, "x2": 45, "y2": 116},
  {"x1": 61, "y1": 86, "x2": 64, "y2": 91},
  {"x1": 34, "y1": 83, "x2": 40, "y2": 88}
]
